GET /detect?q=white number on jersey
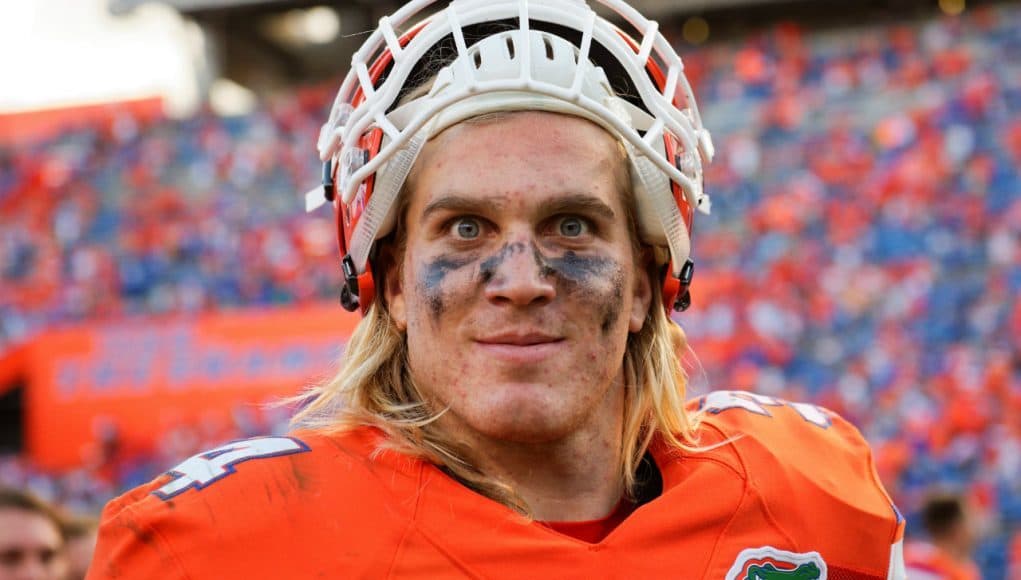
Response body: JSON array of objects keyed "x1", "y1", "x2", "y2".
[
  {"x1": 700, "y1": 390, "x2": 832, "y2": 428},
  {"x1": 154, "y1": 436, "x2": 309, "y2": 500}
]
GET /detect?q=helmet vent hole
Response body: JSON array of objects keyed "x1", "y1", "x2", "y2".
[
  {"x1": 505, "y1": 36, "x2": 516, "y2": 59},
  {"x1": 542, "y1": 35, "x2": 554, "y2": 60},
  {"x1": 473, "y1": 50, "x2": 483, "y2": 69}
]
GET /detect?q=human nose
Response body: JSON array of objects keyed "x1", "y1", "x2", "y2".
[
  {"x1": 14, "y1": 559, "x2": 48, "y2": 580},
  {"x1": 482, "y1": 237, "x2": 556, "y2": 306}
]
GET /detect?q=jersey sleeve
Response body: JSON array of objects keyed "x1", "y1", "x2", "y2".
[
  {"x1": 86, "y1": 434, "x2": 314, "y2": 579},
  {"x1": 87, "y1": 482, "x2": 190, "y2": 580},
  {"x1": 692, "y1": 390, "x2": 906, "y2": 579},
  {"x1": 85, "y1": 431, "x2": 413, "y2": 579}
]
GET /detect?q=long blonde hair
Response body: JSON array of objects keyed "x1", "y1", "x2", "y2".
[
  {"x1": 292, "y1": 299, "x2": 696, "y2": 514},
  {"x1": 294, "y1": 66, "x2": 699, "y2": 512},
  {"x1": 291, "y1": 182, "x2": 699, "y2": 514}
]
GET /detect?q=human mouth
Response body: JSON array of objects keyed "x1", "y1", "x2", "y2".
[{"x1": 474, "y1": 332, "x2": 566, "y2": 363}]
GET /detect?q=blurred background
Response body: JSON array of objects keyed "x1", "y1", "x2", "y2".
[{"x1": 0, "y1": 0, "x2": 1018, "y2": 577}]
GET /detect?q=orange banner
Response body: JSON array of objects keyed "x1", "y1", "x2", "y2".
[
  {"x1": 12, "y1": 304, "x2": 360, "y2": 470},
  {"x1": 0, "y1": 97, "x2": 164, "y2": 145}
]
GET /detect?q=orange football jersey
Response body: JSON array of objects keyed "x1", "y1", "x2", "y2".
[{"x1": 87, "y1": 391, "x2": 905, "y2": 579}]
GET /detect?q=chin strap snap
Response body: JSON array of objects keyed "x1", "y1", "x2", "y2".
[
  {"x1": 673, "y1": 259, "x2": 694, "y2": 312},
  {"x1": 340, "y1": 254, "x2": 360, "y2": 312},
  {"x1": 322, "y1": 160, "x2": 335, "y2": 203}
]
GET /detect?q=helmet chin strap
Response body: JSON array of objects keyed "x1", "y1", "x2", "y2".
[{"x1": 347, "y1": 132, "x2": 428, "y2": 275}]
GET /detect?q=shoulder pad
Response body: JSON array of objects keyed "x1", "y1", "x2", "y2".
[
  {"x1": 90, "y1": 428, "x2": 416, "y2": 579},
  {"x1": 688, "y1": 390, "x2": 904, "y2": 559},
  {"x1": 689, "y1": 390, "x2": 873, "y2": 481},
  {"x1": 153, "y1": 435, "x2": 312, "y2": 500}
]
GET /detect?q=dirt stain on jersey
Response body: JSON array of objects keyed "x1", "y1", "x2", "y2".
[
  {"x1": 113, "y1": 516, "x2": 178, "y2": 572},
  {"x1": 121, "y1": 519, "x2": 156, "y2": 547},
  {"x1": 289, "y1": 456, "x2": 312, "y2": 491}
]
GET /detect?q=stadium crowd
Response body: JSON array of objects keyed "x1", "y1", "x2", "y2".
[
  {"x1": 1, "y1": 2, "x2": 1019, "y2": 577},
  {"x1": 674, "y1": 5, "x2": 1021, "y2": 575}
]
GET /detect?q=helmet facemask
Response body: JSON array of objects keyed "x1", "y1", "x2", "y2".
[{"x1": 307, "y1": 0, "x2": 714, "y2": 313}]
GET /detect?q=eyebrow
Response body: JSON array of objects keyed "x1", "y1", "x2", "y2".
[
  {"x1": 420, "y1": 195, "x2": 492, "y2": 222},
  {"x1": 420, "y1": 192, "x2": 617, "y2": 222},
  {"x1": 539, "y1": 193, "x2": 617, "y2": 222}
]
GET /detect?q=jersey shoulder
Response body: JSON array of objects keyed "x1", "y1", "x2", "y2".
[
  {"x1": 687, "y1": 390, "x2": 888, "y2": 496},
  {"x1": 106, "y1": 427, "x2": 395, "y2": 514},
  {"x1": 690, "y1": 389, "x2": 852, "y2": 463},
  {"x1": 89, "y1": 427, "x2": 419, "y2": 579},
  {"x1": 686, "y1": 390, "x2": 904, "y2": 549}
]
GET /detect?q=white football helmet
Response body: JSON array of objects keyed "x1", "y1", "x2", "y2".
[{"x1": 307, "y1": 0, "x2": 714, "y2": 313}]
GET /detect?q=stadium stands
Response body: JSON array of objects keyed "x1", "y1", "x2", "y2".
[{"x1": 1, "y1": 2, "x2": 1018, "y2": 576}]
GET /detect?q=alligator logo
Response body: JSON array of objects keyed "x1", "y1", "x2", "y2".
[
  {"x1": 726, "y1": 547, "x2": 827, "y2": 580},
  {"x1": 746, "y1": 561, "x2": 822, "y2": 580}
]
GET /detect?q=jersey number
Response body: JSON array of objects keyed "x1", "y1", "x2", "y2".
[
  {"x1": 701, "y1": 390, "x2": 831, "y2": 428},
  {"x1": 154, "y1": 436, "x2": 309, "y2": 500}
]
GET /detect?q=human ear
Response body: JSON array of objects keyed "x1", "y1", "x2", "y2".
[
  {"x1": 381, "y1": 245, "x2": 407, "y2": 332},
  {"x1": 628, "y1": 252, "x2": 654, "y2": 333}
]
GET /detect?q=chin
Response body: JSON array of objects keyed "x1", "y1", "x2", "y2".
[{"x1": 459, "y1": 388, "x2": 587, "y2": 444}]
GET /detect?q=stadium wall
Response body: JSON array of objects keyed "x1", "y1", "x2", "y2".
[{"x1": 0, "y1": 304, "x2": 358, "y2": 470}]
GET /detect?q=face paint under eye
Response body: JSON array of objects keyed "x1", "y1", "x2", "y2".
[
  {"x1": 421, "y1": 255, "x2": 477, "y2": 318},
  {"x1": 532, "y1": 245, "x2": 557, "y2": 278},
  {"x1": 543, "y1": 251, "x2": 626, "y2": 334},
  {"x1": 424, "y1": 255, "x2": 476, "y2": 289},
  {"x1": 478, "y1": 242, "x2": 528, "y2": 283},
  {"x1": 599, "y1": 269, "x2": 626, "y2": 334},
  {"x1": 546, "y1": 251, "x2": 615, "y2": 283},
  {"x1": 474, "y1": 243, "x2": 627, "y2": 334}
]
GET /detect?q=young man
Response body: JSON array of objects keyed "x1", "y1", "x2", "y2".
[
  {"x1": 904, "y1": 494, "x2": 980, "y2": 579},
  {"x1": 89, "y1": 1, "x2": 906, "y2": 577},
  {"x1": 0, "y1": 488, "x2": 69, "y2": 580},
  {"x1": 61, "y1": 516, "x2": 98, "y2": 580}
]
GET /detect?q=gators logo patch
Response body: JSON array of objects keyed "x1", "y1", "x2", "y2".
[{"x1": 725, "y1": 547, "x2": 827, "y2": 580}]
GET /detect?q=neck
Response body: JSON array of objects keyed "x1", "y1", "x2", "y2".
[
  {"x1": 473, "y1": 430, "x2": 625, "y2": 522},
  {"x1": 933, "y1": 536, "x2": 969, "y2": 561},
  {"x1": 442, "y1": 383, "x2": 627, "y2": 522}
]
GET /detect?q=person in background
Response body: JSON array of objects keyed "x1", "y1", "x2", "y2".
[
  {"x1": 1010, "y1": 530, "x2": 1021, "y2": 580},
  {"x1": 904, "y1": 493, "x2": 980, "y2": 580},
  {"x1": 60, "y1": 517, "x2": 97, "y2": 580},
  {"x1": 0, "y1": 488, "x2": 68, "y2": 580}
]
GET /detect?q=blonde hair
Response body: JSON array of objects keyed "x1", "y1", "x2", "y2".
[
  {"x1": 292, "y1": 288, "x2": 697, "y2": 514},
  {"x1": 293, "y1": 67, "x2": 700, "y2": 513},
  {"x1": 291, "y1": 130, "x2": 699, "y2": 514}
]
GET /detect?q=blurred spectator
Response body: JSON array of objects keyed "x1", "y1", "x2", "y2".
[
  {"x1": 60, "y1": 516, "x2": 97, "y2": 580},
  {"x1": 905, "y1": 493, "x2": 981, "y2": 580},
  {"x1": 1010, "y1": 531, "x2": 1021, "y2": 579},
  {"x1": 0, "y1": 488, "x2": 68, "y2": 580}
]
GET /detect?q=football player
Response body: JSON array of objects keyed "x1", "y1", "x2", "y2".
[{"x1": 88, "y1": 1, "x2": 906, "y2": 578}]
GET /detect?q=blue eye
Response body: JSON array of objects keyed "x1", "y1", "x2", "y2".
[
  {"x1": 558, "y1": 217, "x2": 588, "y2": 237},
  {"x1": 453, "y1": 218, "x2": 481, "y2": 239}
]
